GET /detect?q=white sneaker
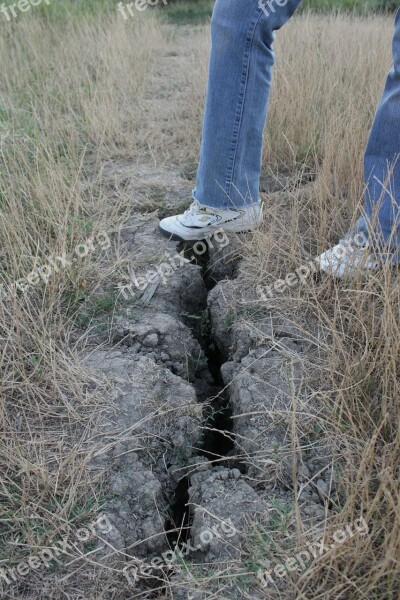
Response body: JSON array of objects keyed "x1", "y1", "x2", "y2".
[
  {"x1": 159, "y1": 201, "x2": 263, "y2": 242},
  {"x1": 318, "y1": 239, "x2": 381, "y2": 278}
]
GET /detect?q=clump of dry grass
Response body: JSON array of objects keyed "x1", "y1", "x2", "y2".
[
  {"x1": 263, "y1": 14, "x2": 392, "y2": 243},
  {"x1": 241, "y1": 13, "x2": 399, "y2": 600},
  {"x1": 0, "y1": 5, "x2": 398, "y2": 599},
  {"x1": 0, "y1": 11, "x2": 168, "y2": 599}
]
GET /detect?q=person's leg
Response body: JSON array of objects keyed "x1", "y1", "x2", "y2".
[
  {"x1": 319, "y1": 11, "x2": 400, "y2": 277},
  {"x1": 360, "y1": 8, "x2": 400, "y2": 259},
  {"x1": 159, "y1": 0, "x2": 302, "y2": 240},
  {"x1": 194, "y1": 0, "x2": 303, "y2": 210}
]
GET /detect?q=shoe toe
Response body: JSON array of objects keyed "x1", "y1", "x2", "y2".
[
  {"x1": 318, "y1": 246, "x2": 348, "y2": 278},
  {"x1": 158, "y1": 216, "x2": 181, "y2": 239}
]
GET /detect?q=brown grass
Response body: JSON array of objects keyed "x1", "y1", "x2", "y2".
[{"x1": 0, "y1": 6, "x2": 398, "y2": 599}]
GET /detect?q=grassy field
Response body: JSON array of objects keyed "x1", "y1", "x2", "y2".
[
  {"x1": 0, "y1": 0, "x2": 397, "y2": 24},
  {"x1": 0, "y1": 1, "x2": 399, "y2": 599},
  {"x1": 164, "y1": 0, "x2": 397, "y2": 24}
]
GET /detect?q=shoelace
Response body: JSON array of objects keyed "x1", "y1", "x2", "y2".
[
  {"x1": 182, "y1": 201, "x2": 200, "y2": 219},
  {"x1": 182, "y1": 201, "x2": 213, "y2": 220},
  {"x1": 336, "y1": 241, "x2": 380, "y2": 268}
]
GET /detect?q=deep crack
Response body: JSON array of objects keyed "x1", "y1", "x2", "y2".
[{"x1": 165, "y1": 241, "x2": 237, "y2": 547}]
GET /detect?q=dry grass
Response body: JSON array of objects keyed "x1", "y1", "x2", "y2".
[
  {"x1": 0, "y1": 5, "x2": 398, "y2": 600},
  {"x1": 242, "y1": 13, "x2": 399, "y2": 600},
  {"x1": 0, "y1": 12, "x2": 167, "y2": 599}
]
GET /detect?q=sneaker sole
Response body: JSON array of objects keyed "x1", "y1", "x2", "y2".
[{"x1": 158, "y1": 222, "x2": 260, "y2": 242}]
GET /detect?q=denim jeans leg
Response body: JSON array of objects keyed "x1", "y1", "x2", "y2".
[
  {"x1": 357, "y1": 9, "x2": 400, "y2": 262},
  {"x1": 193, "y1": 0, "x2": 303, "y2": 210}
]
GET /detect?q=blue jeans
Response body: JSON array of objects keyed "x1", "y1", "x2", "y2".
[{"x1": 193, "y1": 1, "x2": 400, "y2": 256}]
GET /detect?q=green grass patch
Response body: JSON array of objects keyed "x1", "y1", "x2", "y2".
[
  {"x1": 162, "y1": 0, "x2": 397, "y2": 24},
  {"x1": 0, "y1": 0, "x2": 117, "y2": 21},
  {"x1": 0, "y1": 0, "x2": 395, "y2": 26},
  {"x1": 161, "y1": 0, "x2": 213, "y2": 24},
  {"x1": 303, "y1": 0, "x2": 397, "y2": 12}
]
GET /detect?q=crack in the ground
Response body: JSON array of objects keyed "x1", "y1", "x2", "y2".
[{"x1": 165, "y1": 242, "x2": 236, "y2": 547}]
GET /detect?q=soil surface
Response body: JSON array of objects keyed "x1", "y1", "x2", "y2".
[{"x1": 79, "y1": 27, "x2": 335, "y2": 600}]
